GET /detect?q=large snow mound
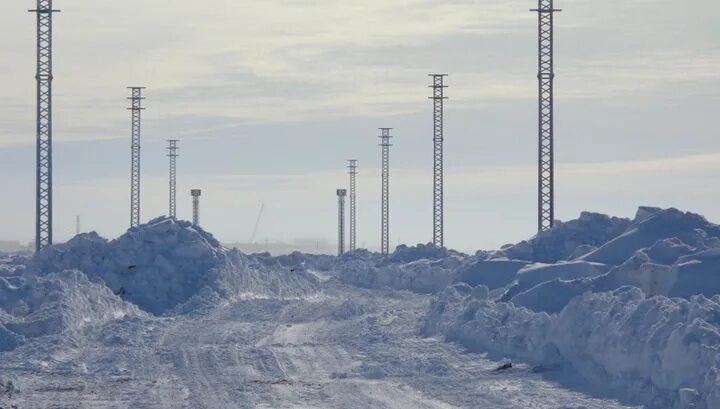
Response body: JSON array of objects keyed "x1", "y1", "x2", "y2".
[
  {"x1": 0, "y1": 270, "x2": 140, "y2": 352},
  {"x1": 501, "y1": 211, "x2": 632, "y2": 263},
  {"x1": 504, "y1": 208, "x2": 720, "y2": 313},
  {"x1": 582, "y1": 207, "x2": 720, "y2": 265},
  {"x1": 28, "y1": 217, "x2": 321, "y2": 315},
  {"x1": 423, "y1": 284, "x2": 720, "y2": 409}
]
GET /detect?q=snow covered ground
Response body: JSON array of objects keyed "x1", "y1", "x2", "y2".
[
  {"x1": 0, "y1": 281, "x2": 639, "y2": 409},
  {"x1": 1, "y1": 207, "x2": 719, "y2": 408}
]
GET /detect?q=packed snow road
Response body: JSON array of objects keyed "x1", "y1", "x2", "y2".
[{"x1": 1, "y1": 280, "x2": 638, "y2": 409}]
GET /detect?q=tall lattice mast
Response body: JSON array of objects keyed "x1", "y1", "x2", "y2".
[
  {"x1": 429, "y1": 74, "x2": 448, "y2": 247},
  {"x1": 29, "y1": 0, "x2": 60, "y2": 251},
  {"x1": 347, "y1": 160, "x2": 358, "y2": 251},
  {"x1": 337, "y1": 189, "x2": 347, "y2": 256},
  {"x1": 378, "y1": 128, "x2": 392, "y2": 255},
  {"x1": 531, "y1": 0, "x2": 561, "y2": 232},
  {"x1": 128, "y1": 87, "x2": 145, "y2": 227},
  {"x1": 167, "y1": 140, "x2": 179, "y2": 218},
  {"x1": 191, "y1": 189, "x2": 201, "y2": 226}
]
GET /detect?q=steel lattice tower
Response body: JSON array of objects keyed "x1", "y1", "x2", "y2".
[
  {"x1": 128, "y1": 87, "x2": 145, "y2": 227},
  {"x1": 347, "y1": 160, "x2": 358, "y2": 251},
  {"x1": 191, "y1": 189, "x2": 201, "y2": 226},
  {"x1": 429, "y1": 74, "x2": 448, "y2": 248},
  {"x1": 378, "y1": 128, "x2": 392, "y2": 255},
  {"x1": 337, "y1": 189, "x2": 347, "y2": 256},
  {"x1": 29, "y1": 1, "x2": 59, "y2": 251},
  {"x1": 532, "y1": 1, "x2": 561, "y2": 232},
  {"x1": 167, "y1": 140, "x2": 179, "y2": 218}
]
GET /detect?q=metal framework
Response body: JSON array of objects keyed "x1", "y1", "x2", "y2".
[
  {"x1": 532, "y1": 0, "x2": 561, "y2": 232},
  {"x1": 128, "y1": 87, "x2": 145, "y2": 227},
  {"x1": 167, "y1": 140, "x2": 179, "y2": 218},
  {"x1": 29, "y1": 1, "x2": 59, "y2": 251},
  {"x1": 347, "y1": 160, "x2": 358, "y2": 251},
  {"x1": 337, "y1": 189, "x2": 347, "y2": 256},
  {"x1": 429, "y1": 74, "x2": 448, "y2": 247},
  {"x1": 378, "y1": 128, "x2": 392, "y2": 255},
  {"x1": 191, "y1": 189, "x2": 201, "y2": 226}
]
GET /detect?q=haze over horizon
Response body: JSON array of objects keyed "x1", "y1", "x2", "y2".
[{"x1": 1, "y1": 0, "x2": 719, "y2": 252}]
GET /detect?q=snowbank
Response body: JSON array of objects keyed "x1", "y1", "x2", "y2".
[
  {"x1": 29, "y1": 217, "x2": 321, "y2": 314},
  {"x1": 423, "y1": 285, "x2": 720, "y2": 409},
  {"x1": 505, "y1": 209, "x2": 720, "y2": 313},
  {"x1": 582, "y1": 208, "x2": 720, "y2": 265},
  {"x1": 335, "y1": 245, "x2": 463, "y2": 293},
  {"x1": 454, "y1": 259, "x2": 529, "y2": 289},
  {"x1": 0, "y1": 270, "x2": 140, "y2": 352},
  {"x1": 501, "y1": 211, "x2": 631, "y2": 263},
  {"x1": 502, "y1": 261, "x2": 610, "y2": 301}
]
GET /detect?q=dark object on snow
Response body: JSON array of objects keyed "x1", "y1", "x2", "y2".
[
  {"x1": 494, "y1": 362, "x2": 513, "y2": 372},
  {"x1": 114, "y1": 287, "x2": 127, "y2": 296}
]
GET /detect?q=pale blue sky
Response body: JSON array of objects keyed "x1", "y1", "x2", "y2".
[{"x1": 0, "y1": 0, "x2": 719, "y2": 252}]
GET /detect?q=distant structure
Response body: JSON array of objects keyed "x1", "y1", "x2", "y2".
[
  {"x1": 167, "y1": 140, "x2": 179, "y2": 218},
  {"x1": 337, "y1": 189, "x2": 347, "y2": 256},
  {"x1": 347, "y1": 160, "x2": 358, "y2": 251},
  {"x1": 429, "y1": 74, "x2": 448, "y2": 248},
  {"x1": 532, "y1": 0, "x2": 561, "y2": 232},
  {"x1": 378, "y1": 128, "x2": 393, "y2": 255},
  {"x1": 29, "y1": 0, "x2": 60, "y2": 251},
  {"x1": 75, "y1": 215, "x2": 80, "y2": 236},
  {"x1": 128, "y1": 87, "x2": 146, "y2": 227},
  {"x1": 250, "y1": 203, "x2": 265, "y2": 243},
  {"x1": 191, "y1": 189, "x2": 201, "y2": 226}
]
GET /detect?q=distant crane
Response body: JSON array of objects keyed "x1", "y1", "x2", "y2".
[{"x1": 250, "y1": 204, "x2": 265, "y2": 243}]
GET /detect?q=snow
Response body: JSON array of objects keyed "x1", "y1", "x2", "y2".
[
  {"x1": 335, "y1": 246, "x2": 463, "y2": 293},
  {"x1": 1, "y1": 207, "x2": 720, "y2": 408},
  {"x1": 423, "y1": 284, "x2": 720, "y2": 408},
  {"x1": 28, "y1": 217, "x2": 321, "y2": 315},
  {"x1": 501, "y1": 211, "x2": 632, "y2": 263}
]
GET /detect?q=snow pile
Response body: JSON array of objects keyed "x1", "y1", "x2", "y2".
[
  {"x1": 0, "y1": 270, "x2": 140, "y2": 352},
  {"x1": 501, "y1": 260, "x2": 611, "y2": 301},
  {"x1": 335, "y1": 245, "x2": 463, "y2": 293},
  {"x1": 501, "y1": 211, "x2": 632, "y2": 263},
  {"x1": 28, "y1": 217, "x2": 321, "y2": 315},
  {"x1": 455, "y1": 258, "x2": 529, "y2": 289},
  {"x1": 509, "y1": 208, "x2": 720, "y2": 313},
  {"x1": 582, "y1": 207, "x2": 720, "y2": 265},
  {"x1": 423, "y1": 284, "x2": 720, "y2": 409}
]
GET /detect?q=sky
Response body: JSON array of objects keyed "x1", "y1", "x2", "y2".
[{"x1": 0, "y1": 0, "x2": 719, "y2": 252}]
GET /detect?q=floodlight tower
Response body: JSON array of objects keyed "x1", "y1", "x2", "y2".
[
  {"x1": 191, "y1": 189, "x2": 201, "y2": 226},
  {"x1": 429, "y1": 74, "x2": 448, "y2": 248},
  {"x1": 378, "y1": 128, "x2": 392, "y2": 255},
  {"x1": 531, "y1": 0, "x2": 561, "y2": 232},
  {"x1": 29, "y1": 0, "x2": 60, "y2": 251},
  {"x1": 128, "y1": 87, "x2": 145, "y2": 227},
  {"x1": 167, "y1": 140, "x2": 179, "y2": 218},
  {"x1": 347, "y1": 160, "x2": 358, "y2": 251},
  {"x1": 337, "y1": 189, "x2": 347, "y2": 256}
]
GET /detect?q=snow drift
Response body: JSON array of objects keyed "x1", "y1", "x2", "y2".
[
  {"x1": 423, "y1": 284, "x2": 720, "y2": 409},
  {"x1": 0, "y1": 270, "x2": 140, "y2": 352},
  {"x1": 28, "y1": 217, "x2": 321, "y2": 314}
]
